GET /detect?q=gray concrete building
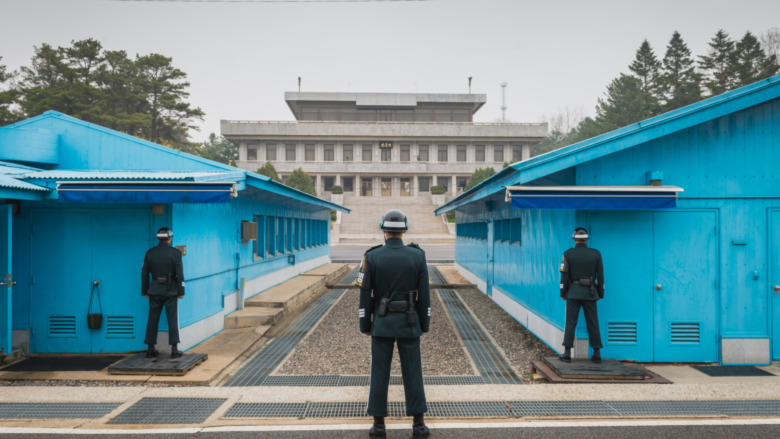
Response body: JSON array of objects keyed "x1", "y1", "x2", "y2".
[{"x1": 221, "y1": 92, "x2": 548, "y2": 198}]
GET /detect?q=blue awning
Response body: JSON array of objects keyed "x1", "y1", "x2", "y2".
[
  {"x1": 505, "y1": 185, "x2": 683, "y2": 210},
  {"x1": 57, "y1": 181, "x2": 236, "y2": 204}
]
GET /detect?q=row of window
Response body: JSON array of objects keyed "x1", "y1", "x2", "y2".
[
  {"x1": 254, "y1": 216, "x2": 328, "y2": 259},
  {"x1": 246, "y1": 143, "x2": 518, "y2": 163},
  {"x1": 316, "y1": 176, "x2": 469, "y2": 193},
  {"x1": 456, "y1": 219, "x2": 521, "y2": 244},
  {"x1": 298, "y1": 107, "x2": 472, "y2": 123}
]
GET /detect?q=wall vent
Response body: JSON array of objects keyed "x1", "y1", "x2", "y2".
[
  {"x1": 106, "y1": 316, "x2": 134, "y2": 338},
  {"x1": 671, "y1": 322, "x2": 700, "y2": 344},
  {"x1": 242, "y1": 221, "x2": 258, "y2": 241},
  {"x1": 607, "y1": 322, "x2": 637, "y2": 344},
  {"x1": 48, "y1": 315, "x2": 77, "y2": 338}
]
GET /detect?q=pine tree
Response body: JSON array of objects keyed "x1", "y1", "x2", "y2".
[
  {"x1": 198, "y1": 133, "x2": 237, "y2": 165},
  {"x1": 595, "y1": 74, "x2": 653, "y2": 131},
  {"x1": 699, "y1": 29, "x2": 738, "y2": 96},
  {"x1": 659, "y1": 31, "x2": 702, "y2": 111},
  {"x1": 256, "y1": 162, "x2": 281, "y2": 182},
  {"x1": 0, "y1": 57, "x2": 19, "y2": 126},
  {"x1": 733, "y1": 31, "x2": 779, "y2": 87},
  {"x1": 628, "y1": 40, "x2": 662, "y2": 115},
  {"x1": 285, "y1": 168, "x2": 316, "y2": 196},
  {"x1": 464, "y1": 167, "x2": 496, "y2": 191}
]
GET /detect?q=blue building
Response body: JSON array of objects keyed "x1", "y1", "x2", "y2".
[
  {"x1": 0, "y1": 111, "x2": 348, "y2": 355},
  {"x1": 436, "y1": 75, "x2": 780, "y2": 365}
]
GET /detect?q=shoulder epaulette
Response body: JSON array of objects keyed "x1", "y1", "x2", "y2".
[
  {"x1": 407, "y1": 242, "x2": 423, "y2": 251},
  {"x1": 364, "y1": 244, "x2": 383, "y2": 254}
]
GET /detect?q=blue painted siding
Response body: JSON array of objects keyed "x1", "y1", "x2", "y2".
[{"x1": 0, "y1": 127, "x2": 59, "y2": 164}]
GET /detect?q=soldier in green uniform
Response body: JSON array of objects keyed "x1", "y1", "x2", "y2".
[
  {"x1": 142, "y1": 227, "x2": 185, "y2": 358},
  {"x1": 356, "y1": 209, "x2": 431, "y2": 439},
  {"x1": 559, "y1": 227, "x2": 604, "y2": 363}
]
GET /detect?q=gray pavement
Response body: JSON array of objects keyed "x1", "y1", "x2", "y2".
[{"x1": 332, "y1": 244, "x2": 454, "y2": 262}]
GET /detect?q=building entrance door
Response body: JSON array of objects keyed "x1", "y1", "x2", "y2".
[
  {"x1": 361, "y1": 178, "x2": 372, "y2": 196},
  {"x1": 400, "y1": 178, "x2": 410, "y2": 196},
  {"x1": 652, "y1": 211, "x2": 719, "y2": 362},
  {"x1": 381, "y1": 178, "x2": 391, "y2": 196},
  {"x1": 770, "y1": 210, "x2": 780, "y2": 360},
  {"x1": 30, "y1": 209, "x2": 151, "y2": 353},
  {"x1": 0, "y1": 205, "x2": 12, "y2": 355}
]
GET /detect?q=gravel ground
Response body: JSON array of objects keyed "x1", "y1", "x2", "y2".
[
  {"x1": 276, "y1": 288, "x2": 474, "y2": 376},
  {"x1": 456, "y1": 287, "x2": 556, "y2": 381}
]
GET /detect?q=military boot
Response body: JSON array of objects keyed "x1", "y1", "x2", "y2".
[
  {"x1": 558, "y1": 347, "x2": 571, "y2": 362},
  {"x1": 591, "y1": 348, "x2": 602, "y2": 364},
  {"x1": 369, "y1": 416, "x2": 386, "y2": 438},
  {"x1": 412, "y1": 413, "x2": 430, "y2": 439},
  {"x1": 171, "y1": 344, "x2": 183, "y2": 358},
  {"x1": 146, "y1": 345, "x2": 159, "y2": 358}
]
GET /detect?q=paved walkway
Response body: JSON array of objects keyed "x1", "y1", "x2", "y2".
[{"x1": 0, "y1": 263, "x2": 779, "y2": 433}]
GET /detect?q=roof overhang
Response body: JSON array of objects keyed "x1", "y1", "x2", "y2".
[
  {"x1": 56, "y1": 181, "x2": 237, "y2": 204},
  {"x1": 505, "y1": 185, "x2": 684, "y2": 210}
]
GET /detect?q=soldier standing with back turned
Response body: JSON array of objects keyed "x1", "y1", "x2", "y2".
[
  {"x1": 356, "y1": 209, "x2": 431, "y2": 439},
  {"x1": 142, "y1": 227, "x2": 185, "y2": 358},
  {"x1": 559, "y1": 227, "x2": 604, "y2": 363}
]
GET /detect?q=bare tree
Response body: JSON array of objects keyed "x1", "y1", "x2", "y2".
[{"x1": 759, "y1": 27, "x2": 780, "y2": 66}]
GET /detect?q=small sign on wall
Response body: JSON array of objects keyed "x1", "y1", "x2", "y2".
[
  {"x1": 379, "y1": 141, "x2": 393, "y2": 149},
  {"x1": 176, "y1": 245, "x2": 187, "y2": 255}
]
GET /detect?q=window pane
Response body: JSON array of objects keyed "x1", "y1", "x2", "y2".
[
  {"x1": 343, "y1": 144, "x2": 353, "y2": 161},
  {"x1": 305, "y1": 144, "x2": 315, "y2": 161},
  {"x1": 438, "y1": 176, "x2": 449, "y2": 189},
  {"x1": 362, "y1": 144, "x2": 372, "y2": 162},
  {"x1": 475, "y1": 144, "x2": 485, "y2": 162},
  {"x1": 323, "y1": 176, "x2": 335, "y2": 191},
  {"x1": 247, "y1": 143, "x2": 258, "y2": 161},
  {"x1": 381, "y1": 149, "x2": 391, "y2": 162},
  {"x1": 286, "y1": 144, "x2": 296, "y2": 161},
  {"x1": 456, "y1": 144, "x2": 466, "y2": 162},
  {"x1": 418, "y1": 144, "x2": 429, "y2": 161},
  {"x1": 400, "y1": 144, "x2": 410, "y2": 162},
  {"x1": 324, "y1": 144, "x2": 334, "y2": 161},
  {"x1": 419, "y1": 177, "x2": 430, "y2": 192},
  {"x1": 266, "y1": 144, "x2": 277, "y2": 161},
  {"x1": 512, "y1": 144, "x2": 523, "y2": 162},
  {"x1": 494, "y1": 145, "x2": 503, "y2": 162},
  {"x1": 343, "y1": 177, "x2": 354, "y2": 192},
  {"x1": 438, "y1": 145, "x2": 448, "y2": 162}
]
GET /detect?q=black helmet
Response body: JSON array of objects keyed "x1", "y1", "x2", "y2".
[
  {"x1": 380, "y1": 209, "x2": 408, "y2": 232},
  {"x1": 157, "y1": 227, "x2": 173, "y2": 240},
  {"x1": 572, "y1": 227, "x2": 589, "y2": 240}
]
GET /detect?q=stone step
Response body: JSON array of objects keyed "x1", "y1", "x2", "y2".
[
  {"x1": 224, "y1": 308, "x2": 284, "y2": 329},
  {"x1": 244, "y1": 263, "x2": 349, "y2": 312}
]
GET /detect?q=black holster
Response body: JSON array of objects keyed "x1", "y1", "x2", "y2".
[
  {"x1": 166, "y1": 273, "x2": 173, "y2": 292},
  {"x1": 406, "y1": 291, "x2": 416, "y2": 327}
]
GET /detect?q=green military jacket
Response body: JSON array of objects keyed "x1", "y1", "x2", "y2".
[
  {"x1": 356, "y1": 237, "x2": 431, "y2": 338},
  {"x1": 559, "y1": 243, "x2": 604, "y2": 301},
  {"x1": 142, "y1": 242, "x2": 185, "y2": 297}
]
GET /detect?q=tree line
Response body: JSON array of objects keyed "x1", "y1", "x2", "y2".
[
  {"x1": 534, "y1": 28, "x2": 780, "y2": 156},
  {"x1": 0, "y1": 39, "x2": 207, "y2": 152}
]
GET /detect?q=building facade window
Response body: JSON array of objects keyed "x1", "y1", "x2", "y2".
[
  {"x1": 437, "y1": 176, "x2": 449, "y2": 190},
  {"x1": 456, "y1": 144, "x2": 466, "y2": 162},
  {"x1": 324, "y1": 144, "x2": 334, "y2": 161},
  {"x1": 362, "y1": 144, "x2": 373, "y2": 162},
  {"x1": 247, "y1": 143, "x2": 258, "y2": 161},
  {"x1": 494, "y1": 145, "x2": 504, "y2": 163},
  {"x1": 266, "y1": 144, "x2": 277, "y2": 161},
  {"x1": 456, "y1": 176, "x2": 468, "y2": 191},
  {"x1": 343, "y1": 144, "x2": 353, "y2": 161},
  {"x1": 342, "y1": 177, "x2": 354, "y2": 192},
  {"x1": 512, "y1": 144, "x2": 523, "y2": 162},
  {"x1": 475, "y1": 144, "x2": 485, "y2": 162},
  {"x1": 381, "y1": 148, "x2": 391, "y2": 162},
  {"x1": 305, "y1": 144, "x2": 315, "y2": 161},
  {"x1": 400, "y1": 178, "x2": 411, "y2": 196},
  {"x1": 418, "y1": 144, "x2": 429, "y2": 161},
  {"x1": 323, "y1": 176, "x2": 335, "y2": 191},
  {"x1": 400, "y1": 144, "x2": 410, "y2": 162},
  {"x1": 438, "y1": 144, "x2": 448, "y2": 162},
  {"x1": 286, "y1": 144, "x2": 296, "y2": 161},
  {"x1": 419, "y1": 177, "x2": 430, "y2": 192}
]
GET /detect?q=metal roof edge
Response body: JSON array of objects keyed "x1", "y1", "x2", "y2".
[{"x1": 244, "y1": 174, "x2": 350, "y2": 213}]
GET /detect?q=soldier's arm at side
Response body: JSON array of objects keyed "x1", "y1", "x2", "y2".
[
  {"x1": 559, "y1": 254, "x2": 570, "y2": 299},
  {"x1": 417, "y1": 257, "x2": 431, "y2": 333},
  {"x1": 141, "y1": 253, "x2": 150, "y2": 296},
  {"x1": 596, "y1": 252, "x2": 604, "y2": 299},
  {"x1": 175, "y1": 250, "x2": 185, "y2": 298},
  {"x1": 356, "y1": 256, "x2": 372, "y2": 334}
]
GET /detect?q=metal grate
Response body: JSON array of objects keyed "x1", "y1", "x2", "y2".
[
  {"x1": 428, "y1": 401, "x2": 510, "y2": 418},
  {"x1": 264, "y1": 375, "x2": 487, "y2": 387},
  {"x1": 429, "y1": 266, "x2": 522, "y2": 385},
  {"x1": 0, "y1": 402, "x2": 121, "y2": 419},
  {"x1": 607, "y1": 322, "x2": 637, "y2": 344},
  {"x1": 262, "y1": 375, "x2": 341, "y2": 387},
  {"x1": 671, "y1": 322, "x2": 700, "y2": 344},
  {"x1": 106, "y1": 316, "x2": 134, "y2": 338},
  {"x1": 48, "y1": 315, "x2": 77, "y2": 338},
  {"x1": 108, "y1": 398, "x2": 226, "y2": 424},
  {"x1": 510, "y1": 401, "x2": 619, "y2": 417},
  {"x1": 224, "y1": 268, "x2": 358, "y2": 387},
  {"x1": 225, "y1": 402, "x2": 306, "y2": 418}
]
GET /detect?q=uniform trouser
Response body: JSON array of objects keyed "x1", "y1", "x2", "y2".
[
  {"x1": 562, "y1": 299, "x2": 603, "y2": 349},
  {"x1": 144, "y1": 295, "x2": 180, "y2": 345},
  {"x1": 367, "y1": 336, "x2": 427, "y2": 417}
]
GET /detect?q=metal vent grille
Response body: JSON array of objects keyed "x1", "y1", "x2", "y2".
[
  {"x1": 106, "y1": 316, "x2": 134, "y2": 338},
  {"x1": 607, "y1": 322, "x2": 637, "y2": 344},
  {"x1": 48, "y1": 316, "x2": 77, "y2": 338},
  {"x1": 671, "y1": 322, "x2": 700, "y2": 344}
]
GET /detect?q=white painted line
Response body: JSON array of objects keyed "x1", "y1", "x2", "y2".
[{"x1": 2, "y1": 418, "x2": 780, "y2": 435}]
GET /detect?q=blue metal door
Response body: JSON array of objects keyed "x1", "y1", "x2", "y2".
[
  {"x1": 30, "y1": 209, "x2": 151, "y2": 353},
  {"x1": 0, "y1": 205, "x2": 12, "y2": 355},
  {"x1": 653, "y1": 211, "x2": 719, "y2": 362},
  {"x1": 486, "y1": 220, "x2": 494, "y2": 297},
  {"x1": 589, "y1": 212, "x2": 654, "y2": 362},
  {"x1": 771, "y1": 210, "x2": 780, "y2": 361}
]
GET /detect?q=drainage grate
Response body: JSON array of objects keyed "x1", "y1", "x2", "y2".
[
  {"x1": 0, "y1": 402, "x2": 121, "y2": 419},
  {"x1": 225, "y1": 402, "x2": 307, "y2": 418},
  {"x1": 510, "y1": 401, "x2": 619, "y2": 417},
  {"x1": 608, "y1": 401, "x2": 719, "y2": 416},
  {"x1": 262, "y1": 375, "x2": 341, "y2": 387},
  {"x1": 224, "y1": 268, "x2": 357, "y2": 386},
  {"x1": 429, "y1": 266, "x2": 521, "y2": 385},
  {"x1": 713, "y1": 400, "x2": 780, "y2": 416},
  {"x1": 109, "y1": 398, "x2": 227, "y2": 424},
  {"x1": 263, "y1": 375, "x2": 487, "y2": 387},
  {"x1": 693, "y1": 365, "x2": 776, "y2": 377},
  {"x1": 428, "y1": 401, "x2": 510, "y2": 418}
]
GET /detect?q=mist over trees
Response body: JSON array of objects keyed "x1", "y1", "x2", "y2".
[
  {"x1": 0, "y1": 39, "x2": 203, "y2": 151},
  {"x1": 535, "y1": 28, "x2": 779, "y2": 157}
]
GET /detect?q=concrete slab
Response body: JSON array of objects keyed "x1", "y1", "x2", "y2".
[
  {"x1": 108, "y1": 352, "x2": 208, "y2": 376},
  {"x1": 224, "y1": 307, "x2": 284, "y2": 328},
  {"x1": 300, "y1": 263, "x2": 349, "y2": 278},
  {"x1": 246, "y1": 275, "x2": 325, "y2": 312},
  {"x1": 436, "y1": 265, "x2": 471, "y2": 284}
]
